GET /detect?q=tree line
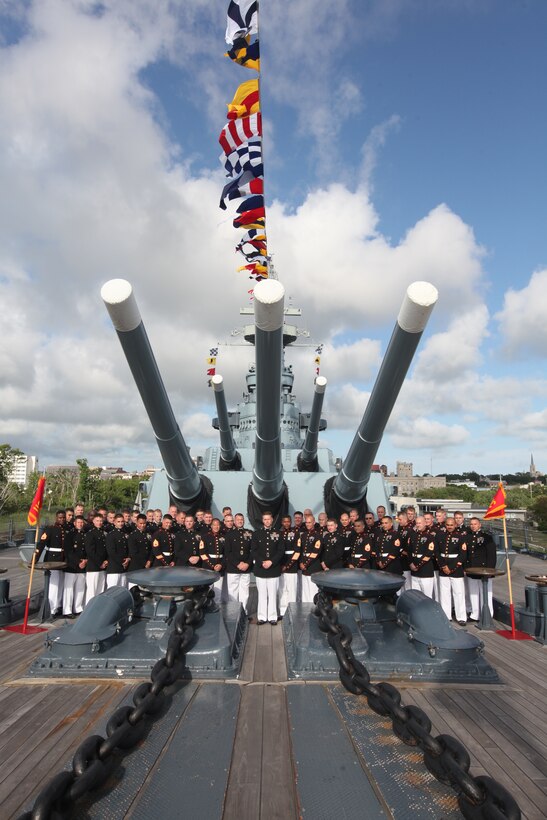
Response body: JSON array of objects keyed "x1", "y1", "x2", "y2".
[{"x1": 0, "y1": 445, "x2": 140, "y2": 515}]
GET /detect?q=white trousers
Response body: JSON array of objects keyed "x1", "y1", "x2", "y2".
[
  {"x1": 468, "y1": 577, "x2": 493, "y2": 620},
  {"x1": 438, "y1": 575, "x2": 466, "y2": 622},
  {"x1": 278, "y1": 573, "x2": 299, "y2": 615},
  {"x1": 432, "y1": 570, "x2": 440, "y2": 601},
  {"x1": 226, "y1": 573, "x2": 251, "y2": 613},
  {"x1": 106, "y1": 574, "x2": 127, "y2": 589},
  {"x1": 301, "y1": 575, "x2": 319, "y2": 604},
  {"x1": 256, "y1": 577, "x2": 279, "y2": 622},
  {"x1": 464, "y1": 576, "x2": 472, "y2": 613},
  {"x1": 62, "y1": 574, "x2": 86, "y2": 614},
  {"x1": 212, "y1": 575, "x2": 227, "y2": 603},
  {"x1": 48, "y1": 569, "x2": 64, "y2": 613},
  {"x1": 86, "y1": 571, "x2": 106, "y2": 603},
  {"x1": 402, "y1": 570, "x2": 412, "y2": 591},
  {"x1": 411, "y1": 576, "x2": 435, "y2": 599}
]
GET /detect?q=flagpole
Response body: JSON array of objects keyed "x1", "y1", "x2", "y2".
[
  {"x1": 21, "y1": 520, "x2": 41, "y2": 633},
  {"x1": 502, "y1": 514, "x2": 517, "y2": 639},
  {"x1": 252, "y1": 3, "x2": 272, "y2": 281},
  {"x1": 3, "y1": 474, "x2": 48, "y2": 635}
]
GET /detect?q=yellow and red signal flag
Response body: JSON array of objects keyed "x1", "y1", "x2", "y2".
[
  {"x1": 484, "y1": 482, "x2": 507, "y2": 520},
  {"x1": 227, "y1": 79, "x2": 260, "y2": 120},
  {"x1": 238, "y1": 261, "x2": 268, "y2": 280},
  {"x1": 27, "y1": 476, "x2": 46, "y2": 526}
]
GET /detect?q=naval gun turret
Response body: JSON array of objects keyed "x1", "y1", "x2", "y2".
[
  {"x1": 104, "y1": 278, "x2": 437, "y2": 527},
  {"x1": 101, "y1": 279, "x2": 212, "y2": 512},
  {"x1": 325, "y1": 281, "x2": 438, "y2": 517}
]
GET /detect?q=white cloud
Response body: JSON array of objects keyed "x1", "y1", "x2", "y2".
[
  {"x1": 0, "y1": 0, "x2": 542, "y2": 476},
  {"x1": 269, "y1": 194, "x2": 486, "y2": 329},
  {"x1": 390, "y1": 417, "x2": 470, "y2": 449},
  {"x1": 360, "y1": 115, "x2": 402, "y2": 189},
  {"x1": 496, "y1": 268, "x2": 547, "y2": 357},
  {"x1": 412, "y1": 303, "x2": 489, "y2": 381},
  {"x1": 324, "y1": 384, "x2": 371, "y2": 431}
]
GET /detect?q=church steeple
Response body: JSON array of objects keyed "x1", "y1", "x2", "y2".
[{"x1": 530, "y1": 453, "x2": 538, "y2": 478}]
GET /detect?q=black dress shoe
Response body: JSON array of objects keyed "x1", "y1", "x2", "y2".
[
  {"x1": 257, "y1": 620, "x2": 265, "y2": 625},
  {"x1": 458, "y1": 620, "x2": 467, "y2": 626},
  {"x1": 269, "y1": 620, "x2": 277, "y2": 626}
]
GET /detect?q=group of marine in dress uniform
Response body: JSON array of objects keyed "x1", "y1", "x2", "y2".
[{"x1": 35, "y1": 503, "x2": 497, "y2": 627}]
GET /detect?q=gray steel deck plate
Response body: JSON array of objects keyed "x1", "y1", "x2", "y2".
[
  {"x1": 287, "y1": 684, "x2": 387, "y2": 819},
  {"x1": 65, "y1": 682, "x2": 240, "y2": 819},
  {"x1": 128, "y1": 683, "x2": 240, "y2": 819},
  {"x1": 330, "y1": 684, "x2": 460, "y2": 818}
]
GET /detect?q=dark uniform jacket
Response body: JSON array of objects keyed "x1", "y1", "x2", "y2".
[
  {"x1": 127, "y1": 529, "x2": 152, "y2": 570},
  {"x1": 397, "y1": 525, "x2": 411, "y2": 571},
  {"x1": 298, "y1": 529, "x2": 323, "y2": 576},
  {"x1": 225, "y1": 527, "x2": 253, "y2": 573},
  {"x1": 37, "y1": 524, "x2": 67, "y2": 562},
  {"x1": 174, "y1": 529, "x2": 202, "y2": 567},
  {"x1": 84, "y1": 527, "x2": 108, "y2": 572},
  {"x1": 106, "y1": 528, "x2": 129, "y2": 573},
  {"x1": 375, "y1": 530, "x2": 403, "y2": 575},
  {"x1": 280, "y1": 528, "x2": 300, "y2": 574},
  {"x1": 348, "y1": 533, "x2": 376, "y2": 568},
  {"x1": 408, "y1": 529, "x2": 436, "y2": 577},
  {"x1": 152, "y1": 529, "x2": 176, "y2": 566},
  {"x1": 199, "y1": 533, "x2": 226, "y2": 572},
  {"x1": 338, "y1": 525, "x2": 356, "y2": 561},
  {"x1": 251, "y1": 528, "x2": 284, "y2": 579},
  {"x1": 64, "y1": 529, "x2": 87, "y2": 573},
  {"x1": 466, "y1": 529, "x2": 496, "y2": 569},
  {"x1": 320, "y1": 531, "x2": 346, "y2": 569},
  {"x1": 434, "y1": 531, "x2": 467, "y2": 577}
]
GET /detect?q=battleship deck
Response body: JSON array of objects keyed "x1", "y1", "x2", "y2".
[{"x1": 0, "y1": 549, "x2": 546, "y2": 819}]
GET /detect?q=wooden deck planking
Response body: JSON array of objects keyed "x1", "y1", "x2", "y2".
[
  {"x1": 223, "y1": 685, "x2": 265, "y2": 820},
  {"x1": 0, "y1": 553, "x2": 545, "y2": 819},
  {"x1": 0, "y1": 631, "x2": 52, "y2": 684},
  {"x1": 259, "y1": 684, "x2": 298, "y2": 820},
  {"x1": 253, "y1": 622, "x2": 274, "y2": 683},
  {"x1": 1, "y1": 683, "x2": 129, "y2": 818},
  {"x1": 239, "y1": 622, "x2": 258, "y2": 681},
  {"x1": 0, "y1": 548, "x2": 43, "y2": 599},
  {"x1": 492, "y1": 552, "x2": 547, "y2": 603},
  {"x1": 402, "y1": 687, "x2": 545, "y2": 820}
]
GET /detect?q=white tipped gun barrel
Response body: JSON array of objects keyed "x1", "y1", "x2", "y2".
[
  {"x1": 252, "y1": 279, "x2": 285, "y2": 502},
  {"x1": 211, "y1": 375, "x2": 239, "y2": 467},
  {"x1": 101, "y1": 279, "x2": 202, "y2": 503},
  {"x1": 298, "y1": 377, "x2": 327, "y2": 470},
  {"x1": 333, "y1": 281, "x2": 438, "y2": 505}
]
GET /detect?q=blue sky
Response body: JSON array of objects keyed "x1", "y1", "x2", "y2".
[{"x1": 0, "y1": 0, "x2": 546, "y2": 477}]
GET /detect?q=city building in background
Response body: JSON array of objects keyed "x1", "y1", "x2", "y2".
[{"x1": 8, "y1": 455, "x2": 38, "y2": 487}]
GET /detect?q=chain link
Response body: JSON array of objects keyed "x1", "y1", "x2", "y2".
[
  {"x1": 314, "y1": 591, "x2": 521, "y2": 820},
  {"x1": 19, "y1": 587, "x2": 214, "y2": 820}
]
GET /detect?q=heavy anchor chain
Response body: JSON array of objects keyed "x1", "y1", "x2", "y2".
[
  {"x1": 19, "y1": 588, "x2": 213, "y2": 820},
  {"x1": 314, "y1": 591, "x2": 521, "y2": 820}
]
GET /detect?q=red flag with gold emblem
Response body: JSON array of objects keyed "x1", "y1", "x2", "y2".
[
  {"x1": 483, "y1": 482, "x2": 506, "y2": 520},
  {"x1": 27, "y1": 476, "x2": 46, "y2": 526}
]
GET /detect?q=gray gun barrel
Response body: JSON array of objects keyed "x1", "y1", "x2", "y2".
[
  {"x1": 101, "y1": 279, "x2": 202, "y2": 504},
  {"x1": 211, "y1": 374, "x2": 241, "y2": 469},
  {"x1": 298, "y1": 376, "x2": 327, "y2": 471},
  {"x1": 252, "y1": 279, "x2": 285, "y2": 501},
  {"x1": 333, "y1": 281, "x2": 438, "y2": 504}
]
